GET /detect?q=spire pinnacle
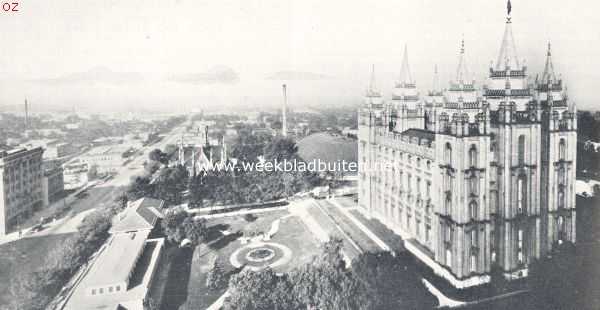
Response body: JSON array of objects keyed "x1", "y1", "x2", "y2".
[
  {"x1": 541, "y1": 41, "x2": 557, "y2": 83},
  {"x1": 495, "y1": 13, "x2": 520, "y2": 70},
  {"x1": 366, "y1": 64, "x2": 381, "y2": 97},
  {"x1": 398, "y1": 44, "x2": 413, "y2": 85},
  {"x1": 455, "y1": 39, "x2": 470, "y2": 83},
  {"x1": 432, "y1": 64, "x2": 440, "y2": 93}
]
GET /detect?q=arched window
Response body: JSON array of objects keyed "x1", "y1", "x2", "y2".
[
  {"x1": 559, "y1": 139, "x2": 566, "y2": 160},
  {"x1": 469, "y1": 145, "x2": 478, "y2": 167},
  {"x1": 445, "y1": 143, "x2": 452, "y2": 165},
  {"x1": 469, "y1": 201, "x2": 478, "y2": 220},
  {"x1": 518, "y1": 135, "x2": 526, "y2": 164}
]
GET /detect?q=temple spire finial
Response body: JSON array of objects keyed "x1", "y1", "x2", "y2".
[
  {"x1": 541, "y1": 41, "x2": 557, "y2": 83},
  {"x1": 456, "y1": 38, "x2": 470, "y2": 83},
  {"x1": 366, "y1": 64, "x2": 380, "y2": 97},
  {"x1": 398, "y1": 44, "x2": 413, "y2": 85},
  {"x1": 507, "y1": 0, "x2": 512, "y2": 22}
]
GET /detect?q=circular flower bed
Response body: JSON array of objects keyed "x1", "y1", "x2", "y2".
[
  {"x1": 245, "y1": 248, "x2": 276, "y2": 262},
  {"x1": 230, "y1": 242, "x2": 293, "y2": 271}
]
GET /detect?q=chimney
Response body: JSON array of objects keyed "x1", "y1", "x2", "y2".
[
  {"x1": 24, "y1": 99, "x2": 29, "y2": 130},
  {"x1": 282, "y1": 84, "x2": 287, "y2": 137},
  {"x1": 205, "y1": 125, "x2": 209, "y2": 146}
]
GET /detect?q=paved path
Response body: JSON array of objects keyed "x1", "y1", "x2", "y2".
[{"x1": 327, "y1": 197, "x2": 466, "y2": 308}]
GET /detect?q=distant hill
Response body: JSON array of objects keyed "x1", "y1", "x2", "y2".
[
  {"x1": 297, "y1": 132, "x2": 357, "y2": 174},
  {"x1": 266, "y1": 71, "x2": 332, "y2": 81}
]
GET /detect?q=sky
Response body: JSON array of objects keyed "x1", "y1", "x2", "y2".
[{"x1": 0, "y1": 0, "x2": 598, "y2": 112}]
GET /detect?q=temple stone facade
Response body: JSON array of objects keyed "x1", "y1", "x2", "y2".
[{"x1": 357, "y1": 10, "x2": 576, "y2": 288}]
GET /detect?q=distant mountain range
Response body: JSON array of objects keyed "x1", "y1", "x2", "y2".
[
  {"x1": 31, "y1": 66, "x2": 144, "y2": 85},
  {"x1": 168, "y1": 65, "x2": 239, "y2": 84},
  {"x1": 266, "y1": 71, "x2": 332, "y2": 81}
]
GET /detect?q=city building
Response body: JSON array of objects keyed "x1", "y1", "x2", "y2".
[
  {"x1": 0, "y1": 147, "x2": 44, "y2": 235},
  {"x1": 80, "y1": 145, "x2": 134, "y2": 174},
  {"x1": 42, "y1": 159, "x2": 65, "y2": 207},
  {"x1": 358, "y1": 8, "x2": 576, "y2": 288},
  {"x1": 64, "y1": 198, "x2": 165, "y2": 310},
  {"x1": 63, "y1": 159, "x2": 90, "y2": 190}
]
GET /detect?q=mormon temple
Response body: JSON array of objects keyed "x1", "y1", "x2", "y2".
[{"x1": 357, "y1": 3, "x2": 576, "y2": 288}]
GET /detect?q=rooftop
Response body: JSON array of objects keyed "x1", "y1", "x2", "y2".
[
  {"x1": 64, "y1": 237, "x2": 165, "y2": 310},
  {"x1": 401, "y1": 128, "x2": 435, "y2": 142},
  {"x1": 86, "y1": 230, "x2": 150, "y2": 288},
  {"x1": 110, "y1": 197, "x2": 164, "y2": 233}
]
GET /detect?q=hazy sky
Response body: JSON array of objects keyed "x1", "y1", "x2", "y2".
[{"x1": 0, "y1": 0, "x2": 598, "y2": 111}]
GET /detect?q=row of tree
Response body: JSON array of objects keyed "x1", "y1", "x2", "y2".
[
  {"x1": 224, "y1": 239, "x2": 436, "y2": 310},
  {"x1": 9, "y1": 208, "x2": 114, "y2": 310}
]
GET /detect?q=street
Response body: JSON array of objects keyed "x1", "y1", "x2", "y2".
[{"x1": 0, "y1": 123, "x2": 188, "y2": 245}]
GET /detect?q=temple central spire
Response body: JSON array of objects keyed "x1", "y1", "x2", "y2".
[{"x1": 495, "y1": 3, "x2": 520, "y2": 70}]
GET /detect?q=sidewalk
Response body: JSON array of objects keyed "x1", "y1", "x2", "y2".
[
  {"x1": 0, "y1": 180, "x2": 100, "y2": 246},
  {"x1": 326, "y1": 197, "x2": 467, "y2": 308}
]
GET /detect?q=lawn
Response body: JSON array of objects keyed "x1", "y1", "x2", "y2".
[
  {"x1": 0, "y1": 233, "x2": 75, "y2": 305},
  {"x1": 304, "y1": 202, "x2": 362, "y2": 260},
  {"x1": 317, "y1": 200, "x2": 381, "y2": 253},
  {"x1": 349, "y1": 209, "x2": 406, "y2": 253},
  {"x1": 160, "y1": 210, "x2": 322, "y2": 310}
]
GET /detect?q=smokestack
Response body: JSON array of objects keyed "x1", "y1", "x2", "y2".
[
  {"x1": 282, "y1": 84, "x2": 287, "y2": 137},
  {"x1": 24, "y1": 99, "x2": 29, "y2": 130},
  {"x1": 205, "y1": 125, "x2": 209, "y2": 146}
]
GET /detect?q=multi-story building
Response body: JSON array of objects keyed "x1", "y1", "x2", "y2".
[
  {"x1": 0, "y1": 147, "x2": 44, "y2": 235},
  {"x1": 358, "y1": 9, "x2": 576, "y2": 288},
  {"x1": 42, "y1": 159, "x2": 65, "y2": 207}
]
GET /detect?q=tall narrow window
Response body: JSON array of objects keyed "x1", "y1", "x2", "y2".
[
  {"x1": 469, "y1": 201, "x2": 478, "y2": 220},
  {"x1": 518, "y1": 135, "x2": 526, "y2": 165},
  {"x1": 517, "y1": 176, "x2": 526, "y2": 214},
  {"x1": 470, "y1": 254, "x2": 477, "y2": 273},
  {"x1": 517, "y1": 229, "x2": 524, "y2": 264},
  {"x1": 470, "y1": 176, "x2": 478, "y2": 195},
  {"x1": 558, "y1": 189, "x2": 565, "y2": 209},
  {"x1": 558, "y1": 216, "x2": 565, "y2": 242},
  {"x1": 469, "y1": 145, "x2": 478, "y2": 167},
  {"x1": 445, "y1": 143, "x2": 452, "y2": 165},
  {"x1": 559, "y1": 139, "x2": 566, "y2": 160}
]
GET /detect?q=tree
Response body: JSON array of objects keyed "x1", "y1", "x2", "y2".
[
  {"x1": 161, "y1": 209, "x2": 188, "y2": 244},
  {"x1": 528, "y1": 242, "x2": 581, "y2": 309},
  {"x1": 162, "y1": 209, "x2": 207, "y2": 245},
  {"x1": 206, "y1": 258, "x2": 226, "y2": 290},
  {"x1": 224, "y1": 268, "x2": 298, "y2": 310},
  {"x1": 87, "y1": 164, "x2": 98, "y2": 180},
  {"x1": 182, "y1": 216, "x2": 207, "y2": 245},
  {"x1": 351, "y1": 252, "x2": 436, "y2": 310},
  {"x1": 263, "y1": 136, "x2": 298, "y2": 162},
  {"x1": 127, "y1": 176, "x2": 155, "y2": 201},
  {"x1": 149, "y1": 148, "x2": 168, "y2": 164}
]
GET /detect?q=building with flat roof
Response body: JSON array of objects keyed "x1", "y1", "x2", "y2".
[
  {"x1": 0, "y1": 147, "x2": 44, "y2": 235},
  {"x1": 80, "y1": 145, "x2": 133, "y2": 174},
  {"x1": 42, "y1": 159, "x2": 64, "y2": 207},
  {"x1": 64, "y1": 198, "x2": 165, "y2": 310}
]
